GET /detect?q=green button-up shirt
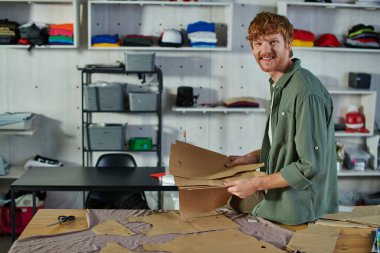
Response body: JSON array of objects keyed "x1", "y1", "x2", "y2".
[{"x1": 253, "y1": 59, "x2": 339, "y2": 225}]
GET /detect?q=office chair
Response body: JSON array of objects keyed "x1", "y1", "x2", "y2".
[{"x1": 85, "y1": 153, "x2": 149, "y2": 209}]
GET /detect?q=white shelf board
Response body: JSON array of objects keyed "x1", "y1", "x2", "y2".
[
  {"x1": 326, "y1": 86, "x2": 376, "y2": 95},
  {"x1": 90, "y1": 0, "x2": 231, "y2": 7},
  {"x1": 0, "y1": 126, "x2": 38, "y2": 136},
  {"x1": 280, "y1": 1, "x2": 380, "y2": 10},
  {"x1": 172, "y1": 106, "x2": 266, "y2": 114},
  {"x1": 335, "y1": 131, "x2": 373, "y2": 137},
  {"x1": 2, "y1": 45, "x2": 77, "y2": 49},
  {"x1": 338, "y1": 169, "x2": 380, "y2": 177},
  {"x1": 0, "y1": 166, "x2": 26, "y2": 179},
  {"x1": 293, "y1": 47, "x2": 380, "y2": 54},
  {"x1": 89, "y1": 46, "x2": 231, "y2": 51}
]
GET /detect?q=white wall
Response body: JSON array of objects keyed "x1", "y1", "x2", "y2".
[{"x1": 0, "y1": 0, "x2": 379, "y2": 208}]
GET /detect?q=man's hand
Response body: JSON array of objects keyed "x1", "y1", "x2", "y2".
[
  {"x1": 225, "y1": 173, "x2": 289, "y2": 199},
  {"x1": 225, "y1": 155, "x2": 247, "y2": 167},
  {"x1": 224, "y1": 178, "x2": 262, "y2": 199},
  {"x1": 225, "y1": 149, "x2": 261, "y2": 167}
]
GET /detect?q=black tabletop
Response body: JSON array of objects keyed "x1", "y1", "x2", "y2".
[{"x1": 11, "y1": 167, "x2": 178, "y2": 192}]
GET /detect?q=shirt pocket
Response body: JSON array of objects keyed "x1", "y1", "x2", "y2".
[{"x1": 275, "y1": 110, "x2": 294, "y2": 144}]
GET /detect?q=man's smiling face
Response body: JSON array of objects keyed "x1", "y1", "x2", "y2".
[{"x1": 251, "y1": 33, "x2": 292, "y2": 76}]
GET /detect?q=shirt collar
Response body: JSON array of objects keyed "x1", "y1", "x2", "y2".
[{"x1": 269, "y1": 58, "x2": 301, "y2": 91}]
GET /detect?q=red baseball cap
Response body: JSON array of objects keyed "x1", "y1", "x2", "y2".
[
  {"x1": 293, "y1": 29, "x2": 315, "y2": 41},
  {"x1": 316, "y1": 33, "x2": 342, "y2": 47}
]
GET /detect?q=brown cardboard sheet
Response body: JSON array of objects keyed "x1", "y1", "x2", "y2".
[
  {"x1": 128, "y1": 211, "x2": 240, "y2": 236},
  {"x1": 286, "y1": 224, "x2": 340, "y2": 253},
  {"x1": 169, "y1": 141, "x2": 264, "y2": 179},
  {"x1": 321, "y1": 205, "x2": 380, "y2": 227},
  {"x1": 174, "y1": 170, "x2": 266, "y2": 187},
  {"x1": 178, "y1": 186, "x2": 231, "y2": 219},
  {"x1": 315, "y1": 219, "x2": 371, "y2": 228},
  {"x1": 143, "y1": 228, "x2": 286, "y2": 253},
  {"x1": 92, "y1": 219, "x2": 135, "y2": 236},
  {"x1": 99, "y1": 242, "x2": 136, "y2": 253},
  {"x1": 169, "y1": 141, "x2": 265, "y2": 218}
]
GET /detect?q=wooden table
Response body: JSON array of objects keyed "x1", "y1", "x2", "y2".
[{"x1": 19, "y1": 209, "x2": 375, "y2": 253}]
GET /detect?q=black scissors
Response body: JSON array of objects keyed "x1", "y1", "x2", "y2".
[{"x1": 47, "y1": 215, "x2": 75, "y2": 227}]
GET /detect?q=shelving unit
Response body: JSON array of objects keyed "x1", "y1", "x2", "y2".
[
  {"x1": 277, "y1": 1, "x2": 380, "y2": 53},
  {"x1": 326, "y1": 86, "x2": 377, "y2": 137},
  {"x1": 87, "y1": 0, "x2": 233, "y2": 51},
  {"x1": 0, "y1": 0, "x2": 80, "y2": 48},
  {"x1": 79, "y1": 65, "x2": 163, "y2": 167}
]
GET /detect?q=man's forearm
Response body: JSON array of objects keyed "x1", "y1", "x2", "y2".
[
  {"x1": 244, "y1": 149, "x2": 261, "y2": 164},
  {"x1": 253, "y1": 172, "x2": 289, "y2": 191}
]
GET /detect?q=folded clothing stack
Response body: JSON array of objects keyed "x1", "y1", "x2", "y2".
[
  {"x1": 223, "y1": 97, "x2": 259, "y2": 108},
  {"x1": 187, "y1": 21, "x2": 217, "y2": 48},
  {"x1": 0, "y1": 19, "x2": 19, "y2": 45},
  {"x1": 345, "y1": 24, "x2": 379, "y2": 49},
  {"x1": 292, "y1": 29, "x2": 315, "y2": 47},
  {"x1": 91, "y1": 34, "x2": 120, "y2": 47},
  {"x1": 48, "y1": 23, "x2": 74, "y2": 45},
  {"x1": 123, "y1": 34, "x2": 154, "y2": 47}
]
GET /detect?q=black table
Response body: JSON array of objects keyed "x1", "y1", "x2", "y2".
[{"x1": 10, "y1": 166, "x2": 177, "y2": 242}]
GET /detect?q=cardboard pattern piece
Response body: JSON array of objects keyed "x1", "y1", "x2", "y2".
[
  {"x1": 179, "y1": 186, "x2": 232, "y2": 219},
  {"x1": 99, "y1": 242, "x2": 136, "y2": 253},
  {"x1": 286, "y1": 224, "x2": 340, "y2": 253},
  {"x1": 128, "y1": 211, "x2": 240, "y2": 236},
  {"x1": 169, "y1": 141, "x2": 264, "y2": 179},
  {"x1": 175, "y1": 170, "x2": 265, "y2": 187},
  {"x1": 315, "y1": 219, "x2": 371, "y2": 228},
  {"x1": 92, "y1": 219, "x2": 135, "y2": 236},
  {"x1": 143, "y1": 228, "x2": 285, "y2": 253},
  {"x1": 321, "y1": 205, "x2": 380, "y2": 227},
  {"x1": 169, "y1": 141, "x2": 264, "y2": 218}
]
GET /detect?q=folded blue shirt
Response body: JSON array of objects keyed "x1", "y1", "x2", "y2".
[
  {"x1": 187, "y1": 21, "x2": 215, "y2": 33},
  {"x1": 91, "y1": 34, "x2": 119, "y2": 44}
]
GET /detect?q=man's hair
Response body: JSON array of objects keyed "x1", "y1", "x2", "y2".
[{"x1": 246, "y1": 12, "x2": 294, "y2": 44}]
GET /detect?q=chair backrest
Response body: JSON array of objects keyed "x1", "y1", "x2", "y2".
[{"x1": 95, "y1": 153, "x2": 137, "y2": 168}]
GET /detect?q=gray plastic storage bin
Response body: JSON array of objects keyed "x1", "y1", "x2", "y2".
[
  {"x1": 124, "y1": 52, "x2": 155, "y2": 72},
  {"x1": 84, "y1": 83, "x2": 126, "y2": 111},
  {"x1": 84, "y1": 86, "x2": 98, "y2": 111},
  {"x1": 87, "y1": 124, "x2": 126, "y2": 150},
  {"x1": 128, "y1": 92, "x2": 158, "y2": 111}
]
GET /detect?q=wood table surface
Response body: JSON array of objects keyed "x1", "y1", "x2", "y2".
[{"x1": 19, "y1": 209, "x2": 375, "y2": 252}]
